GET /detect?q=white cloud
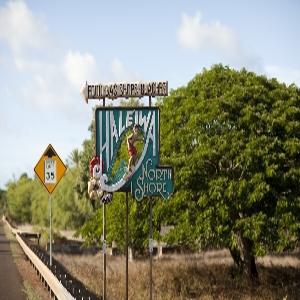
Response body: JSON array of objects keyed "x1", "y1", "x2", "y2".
[
  {"x1": 10, "y1": 49, "x2": 95, "y2": 111},
  {"x1": 111, "y1": 58, "x2": 138, "y2": 81},
  {"x1": 14, "y1": 56, "x2": 49, "y2": 72},
  {"x1": 0, "y1": 1, "x2": 97, "y2": 188},
  {"x1": 0, "y1": 0, "x2": 48, "y2": 55},
  {"x1": 265, "y1": 65, "x2": 300, "y2": 86},
  {"x1": 14, "y1": 55, "x2": 78, "y2": 111},
  {"x1": 178, "y1": 11, "x2": 238, "y2": 54},
  {"x1": 177, "y1": 11, "x2": 262, "y2": 71},
  {"x1": 22, "y1": 71, "x2": 68, "y2": 109},
  {"x1": 63, "y1": 50, "x2": 97, "y2": 89}
]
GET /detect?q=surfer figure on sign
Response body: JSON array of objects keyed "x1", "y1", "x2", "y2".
[{"x1": 126, "y1": 124, "x2": 144, "y2": 176}]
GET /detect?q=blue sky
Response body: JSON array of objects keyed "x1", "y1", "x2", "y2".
[{"x1": 0, "y1": 0, "x2": 299, "y2": 188}]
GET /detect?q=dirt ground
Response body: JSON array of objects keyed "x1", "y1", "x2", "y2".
[
  {"x1": 10, "y1": 222, "x2": 300, "y2": 299},
  {"x1": 54, "y1": 249, "x2": 300, "y2": 300}
]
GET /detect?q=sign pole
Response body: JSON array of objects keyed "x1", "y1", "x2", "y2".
[
  {"x1": 149, "y1": 196, "x2": 153, "y2": 300},
  {"x1": 49, "y1": 195, "x2": 52, "y2": 267},
  {"x1": 148, "y1": 95, "x2": 153, "y2": 300},
  {"x1": 126, "y1": 192, "x2": 129, "y2": 300},
  {"x1": 102, "y1": 97, "x2": 107, "y2": 300},
  {"x1": 103, "y1": 203, "x2": 107, "y2": 300},
  {"x1": 88, "y1": 86, "x2": 173, "y2": 300},
  {"x1": 34, "y1": 144, "x2": 67, "y2": 268}
]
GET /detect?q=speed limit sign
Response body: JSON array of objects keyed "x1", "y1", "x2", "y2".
[
  {"x1": 45, "y1": 159, "x2": 56, "y2": 184},
  {"x1": 34, "y1": 144, "x2": 66, "y2": 194}
]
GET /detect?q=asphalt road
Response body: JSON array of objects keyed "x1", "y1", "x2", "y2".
[{"x1": 0, "y1": 221, "x2": 26, "y2": 300}]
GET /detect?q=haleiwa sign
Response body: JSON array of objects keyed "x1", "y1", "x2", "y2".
[{"x1": 95, "y1": 107, "x2": 173, "y2": 201}]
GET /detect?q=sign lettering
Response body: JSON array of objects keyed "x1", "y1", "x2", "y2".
[
  {"x1": 45, "y1": 159, "x2": 56, "y2": 184},
  {"x1": 95, "y1": 107, "x2": 173, "y2": 200},
  {"x1": 81, "y1": 81, "x2": 168, "y2": 102}
]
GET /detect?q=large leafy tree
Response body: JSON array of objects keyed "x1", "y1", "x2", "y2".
[{"x1": 159, "y1": 65, "x2": 300, "y2": 279}]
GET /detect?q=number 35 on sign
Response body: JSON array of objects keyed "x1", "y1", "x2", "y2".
[
  {"x1": 45, "y1": 159, "x2": 56, "y2": 184},
  {"x1": 34, "y1": 144, "x2": 67, "y2": 194}
]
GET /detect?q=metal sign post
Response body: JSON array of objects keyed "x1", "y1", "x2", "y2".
[
  {"x1": 103, "y1": 203, "x2": 107, "y2": 300},
  {"x1": 102, "y1": 97, "x2": 107, "y2": 300},
  {"x1": 84, "y1": 80, "x2": 173, "y2": 300},
  {"x1": 149, "y1": 197, "x2": 153, "y2": 300},
  {"x1": 34, "y1": 144, "x2": 66, "y2": 268},
  {"x1": 149, "y1": 96, "x2": 153, "y2": 300},
  {"x1": 126, "y1": 192, "x2": 129, "y2": 300},
  {"x1": 49, "y1": 195, "x2": 52, "y2": 267}
]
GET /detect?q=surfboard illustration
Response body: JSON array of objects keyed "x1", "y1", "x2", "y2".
[{"x1": 99, "y1": 124, "x2": 146, "y2": 192}]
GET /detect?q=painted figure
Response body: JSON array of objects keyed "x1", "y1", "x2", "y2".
[
  {"x1": 87, "y1": 155, "x2": 113, "y2": 206},
  {"x1": 127, "y1": 124, "x2": 144, "y2": 173}
]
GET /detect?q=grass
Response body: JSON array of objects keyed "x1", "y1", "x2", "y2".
[
  {"x1": 23, "y1": 281, "x2": 42, "y2": 300},
  {"x1": 8, "y1": 220, "x2": 300, "y2": 299},
  {"x1": 54, "y1": 249, "x2": 300, "y2": 300}
]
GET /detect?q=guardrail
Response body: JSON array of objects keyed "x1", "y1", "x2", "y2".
[
  {"x1": 16, "y1": 233, "x2": 75, "y2": 300},
  {"x1": 3, "y1": 216, "x2": 99, "y2": 300}
]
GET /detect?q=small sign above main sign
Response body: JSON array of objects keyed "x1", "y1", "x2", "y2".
[
  {"x1": 34, "y1": 144, "x2": 67, "y2": 194},
  {"x1": 81, "y1": 81, "x2": 168, "y2": 102}
]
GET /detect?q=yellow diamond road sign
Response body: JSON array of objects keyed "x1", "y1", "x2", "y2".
[{"x1": 34, "y1": 144, "x2": 67, "y2": 194}]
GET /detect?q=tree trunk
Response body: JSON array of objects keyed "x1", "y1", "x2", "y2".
[
  {"x1": 236, "y1": 232, "x2": 259, "y2": 282},
  {"x1": 229, "y1": 246, "x2": 243, "y2": 269}
]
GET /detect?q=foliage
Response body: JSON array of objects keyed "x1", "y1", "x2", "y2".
[
  {"x1": 80, "y1": 193, "x2": 159, "y2": 255},
  {"x1": 30, "y1": 177, "x2": 48, "y2": 226},
  {"x1": 6, "y1": 173, "x2": 33, "y2": 223},
  {"x1": 53, "y1": 167, "x2": 92, "y2": 229},
  {"x1": 5, "y1": 161, "x2": 92, "y2": 230},
  {"x1": 67, "y1": 148, "x2": 80, "y2": 168},
  {"x1": 0, "y1": 189, "x2": 6, "y2": 216},
  {"x1": 3, "y1": 66, "x2": 300, "y2": 279},
  {"x1": 77, "y1": 127, "x2": 95, "y2": 200},
  {"x1": 158, "y1": 64, "x2": 300, "y2": 277}
]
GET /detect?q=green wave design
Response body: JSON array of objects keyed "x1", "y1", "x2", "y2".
[{"x1": 106, "y1": 125, "x2": 144, "y2": 185}]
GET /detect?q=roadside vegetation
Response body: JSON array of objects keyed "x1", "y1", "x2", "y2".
[
  {"x1": 1, "y1": 65, "x2": 300, "y2": 295},
  {"x1": 54, "y1": 250, "x2": 300, "y2": 299}
]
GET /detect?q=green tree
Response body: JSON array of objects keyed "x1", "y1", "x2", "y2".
[
  {"x1": 77, "y1": 127, "x2": 95, "y2": 200},
  {"x1": 53, "y1": 167, "x2": 92, "y2": 229},
  {"x1": 80, "y1": 193, "x2": 158, "y2": 256},
  {"x1": 158, "y1": 65, "x2": 300, "y2": 280},
  {"x1": 6, "y1": 173, "x2": 33, "y2": 223},
  {"x1": 120, "y1": 97, "x2": 144, "y2": 107},
  {"x1": 30, "y1": 177, "x2": 49, "y2": 226},
  {"x1": 67, "y1": 148, "x2": 80, "y2": 168},
  {"x1": 0, "y1": 189, "x2": 7, "y2": 216}
]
